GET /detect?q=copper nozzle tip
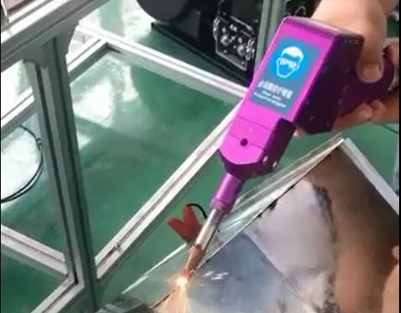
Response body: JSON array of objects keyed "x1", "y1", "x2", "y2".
[{"x1": 183, "y1": 245, "x2": 205, "y2": 276}]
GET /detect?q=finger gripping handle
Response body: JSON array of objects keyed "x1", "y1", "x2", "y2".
[{"x1": 340, "y1": 56, "x2": 399, "y2": 116}]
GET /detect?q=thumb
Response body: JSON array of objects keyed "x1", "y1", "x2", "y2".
[{"x1": 356, "y1": 16, "x2": 387, "y2": 83}]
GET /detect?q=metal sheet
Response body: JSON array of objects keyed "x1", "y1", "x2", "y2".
[{"x1": 118, "y1": 139, "x2": 399, "y2": 313}]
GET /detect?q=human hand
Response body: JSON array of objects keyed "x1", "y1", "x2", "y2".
[
  {"x1": 313, "y1": 0, "x2": 388, "y2": 83},
  {"x1": 313, "y1": 1, "x2": 399, "y2": 129},
  {"x1": 382, "y1": 247, "x2": 399, "y2": 313},
  {"x1": 334, "y1": 43, "x2": 399, "y2": 129}
]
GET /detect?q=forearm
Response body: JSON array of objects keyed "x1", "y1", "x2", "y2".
[{"x1": 316, "y1": 0, "x2": 398, "y2": 16}]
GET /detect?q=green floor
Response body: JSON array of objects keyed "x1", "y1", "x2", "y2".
[{"x1": 1, "y1": 1, "x2": 399, "y2": 313}]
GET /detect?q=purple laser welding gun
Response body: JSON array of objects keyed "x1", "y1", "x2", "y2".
[{"x1": 184, "y1": 17, "x2": 399, "y2": 275}]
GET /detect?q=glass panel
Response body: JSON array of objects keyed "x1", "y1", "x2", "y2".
[
  {"x1": 1, "y1": 116, "x2": 65, "y2": 251},
  {"x1": 70, "y1": 52, "x2": 232, "y2": 253},
  {"x1": 1, "y1": 253, "x2": 62, "y2": 313},
  {"x1": 105, "y1": 145, "x2": 399, "y2": 313},
  {"x1": 1, "y1": 61, "x2": 30, "y2": 118}
]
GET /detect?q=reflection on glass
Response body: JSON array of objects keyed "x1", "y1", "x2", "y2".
[
  {"x1": 118, "y1": 147, "x2": 399, "y2": 313},
  {"x1": 1, "y1": 253, "x2": 61, "y2": 313}
]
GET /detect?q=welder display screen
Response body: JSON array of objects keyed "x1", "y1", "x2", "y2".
[{"x1": 250, "y1": 36, "x2": 321, "y2": 115}]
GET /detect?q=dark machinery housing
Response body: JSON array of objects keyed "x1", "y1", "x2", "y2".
[{"x1": 137, "y1": 0, "x2": 319, "y2": 84}]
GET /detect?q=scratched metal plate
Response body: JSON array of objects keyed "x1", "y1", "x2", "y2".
[{"x1": 113, "y1": 139, "x2": 399, "y2": 313}]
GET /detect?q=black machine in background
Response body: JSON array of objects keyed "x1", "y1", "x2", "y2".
[{"x1": 137, "y1": 0, "x2": 319, "y2": 85}]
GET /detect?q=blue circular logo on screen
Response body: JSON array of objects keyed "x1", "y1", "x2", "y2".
[{"x1": 276, "y1": 46, "x2": 305, "y2": 79}]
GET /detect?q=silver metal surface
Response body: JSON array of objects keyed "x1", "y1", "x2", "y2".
[
  {"x1": 1, "y1": 36, "x2": 107, "y2": 140},
  {"x1": 1, "y1": 225, "x2": 68, "y2": 279},
  {"x1": 1, "y1": 0, "x2": 109, "y2": 71},
  {"x1": 77, "y1": 24, "x2": 247, "y2": 104},
  {"x1": 211, "y1": 135, "x2": 345, "y2": 251},
  {"x1": 121, "y1": 139, "x2": 399, "y2": 313},
  {"x1": 26, "y1": 34, "x2": 100, "y2": 311}
]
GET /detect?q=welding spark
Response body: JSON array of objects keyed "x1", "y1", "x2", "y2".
[
  {"x1": 176, "y1": 276, "x2": 189, "y2": 289},
  {"x1": 153, "y1": 274, "x2": 193, "y2": 313},
  {"x1": 157, "y1": 284, "x2": 191, "y2": 313}
]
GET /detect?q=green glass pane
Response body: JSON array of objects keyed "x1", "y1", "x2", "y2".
[{"x1": 1, "y1": 254, "x2": 61, "y2": 313}]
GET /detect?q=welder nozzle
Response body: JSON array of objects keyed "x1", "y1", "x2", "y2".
[
  {"x1": 183, "y1": 208, "x2": 225, "y2": 277},
  {"x1": 183, "y1": 245, "x2": 206, "y2": 276}
]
